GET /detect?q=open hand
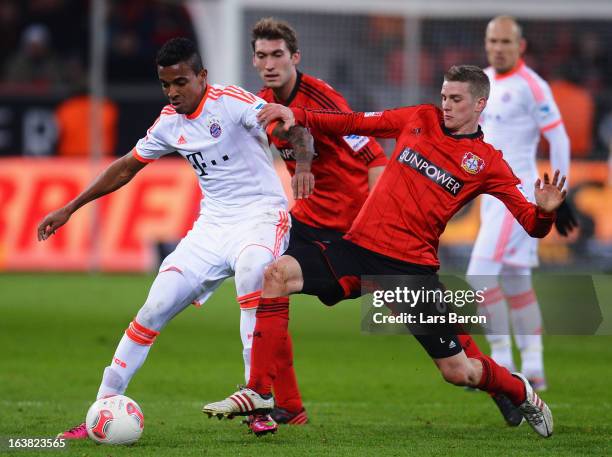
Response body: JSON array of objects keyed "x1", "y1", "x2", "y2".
[{"x1": 534, "y1": 170, "x2": 566, "y2": 213}]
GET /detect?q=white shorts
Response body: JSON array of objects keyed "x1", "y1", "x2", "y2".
[
  {"x1": 469, "y1": 194, "x2": 538, "y2": 268},
  {"x1": 158, "y1": 208, "x2": 290, "y2": 308}
]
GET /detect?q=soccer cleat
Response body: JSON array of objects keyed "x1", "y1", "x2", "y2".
[
  {"x1": 246, "y1": 414, "x2": 278, "y2": 437},
  {"x1": 490, "y1": 393, "x2": 524, "y2": 427},
  {"x1": 202, "y1": 387, "x2": 274, "y2": 419},
  {"x1": 271, "y1": 407, "x2": 309, "y2": 425},
  {"x1": 513, "y1": 372, "x2": 553, "y2": 437},
  {"x1": 528, "y1": 377, "x2": 548, "y2": 392},
  {"x1": 56, "y1": 422, "x2": 88, "y2": 440}
]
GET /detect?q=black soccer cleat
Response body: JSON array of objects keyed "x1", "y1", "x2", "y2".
[{"x1": 491, "y1": 393, "x2": 525, "y2": 427}]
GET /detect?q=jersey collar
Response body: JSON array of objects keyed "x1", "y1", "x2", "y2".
[
  {"x1": 493, "y1": 59, "x2": 525, "y2": 80},
  {"x1": 277, "y1": 70, "x2": 302, "y2": 106},
  {"x1": 442, "y1": 124, "x2": 484, "y2": 140},
  {"x1": 185, "y1": 85, "x2": 210, "y2": 120}
]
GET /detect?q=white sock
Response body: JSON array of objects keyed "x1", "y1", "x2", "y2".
[
  {"x1": 240, "y1": 308, "x2": 257, "y2": 383},
  {"x1": 501, "y1": 268, "x2": 544, "y2": 378},
  {"x1": 467, "y1": 258, "x2": 514, "y2": 370},
  {"x1": 97, "y1": 334, "x2": 151, "y2": 399},
  {"x1": 96, "y1": 270, "x2": 195, "y2": 399}
]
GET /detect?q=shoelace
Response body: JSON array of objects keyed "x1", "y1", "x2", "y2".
[{"x1": 522, "y1": 404, "x2": 543, "y2": 425}]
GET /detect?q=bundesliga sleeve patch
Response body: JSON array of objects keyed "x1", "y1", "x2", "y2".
[
  {"x1": 342, "y1": 134, "x2": 369, "y2": 151},
  {"x1": 364, "y1": 112, "x2": 383, "y2": 117}
]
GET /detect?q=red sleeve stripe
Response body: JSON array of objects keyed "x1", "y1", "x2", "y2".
[
  {"x1": 518, "y1": 67, "x2": 545, "y2": 103},
  {"x1": 540, "y1": 119, "x2": 563, "y2": 132},
  {"x1": 209, "y1": 90, "x2": 255, "y2": 105},
  {"x1": 299, "y1": 84, "x2": 338, "y2": 110},
  {"x1": 132, "y1": 148, "x2": 155, "y2": 163},
  {"x1": 226, "y1": 85, "x2": 257, "y2": 103},
  {"x1": 208, "y1": 86, "x2": 258, "y2": 104},
  {"x1": 161, "y1": 104, "x2": 176, "y2": 115},
  {"x1": 301, "y1": 81, "x2": 345, "y2": 111}
]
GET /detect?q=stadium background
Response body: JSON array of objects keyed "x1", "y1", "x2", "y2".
[{"x1": 1, "y1": 1, "x2": 611, "y2": 455}]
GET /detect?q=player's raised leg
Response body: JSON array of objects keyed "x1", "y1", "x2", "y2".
[
  {"x1": 431, "y1": 344, "x2": 552, "y2": 437},
  {"x1": 58, "y1": 269, "x2": 198, "y2": 439}
]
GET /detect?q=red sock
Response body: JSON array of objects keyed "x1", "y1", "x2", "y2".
[
  {"x1": 272, "y1": 332, "x2": 304, "y2": 413},
  {"x1": 247, "y1": 297, "x2": 289, "y2": 396},
  {"x1": 457, "y1": 333, "x2": 483, "y2": 358},
  {"x1": 474, "y1": 354, "x2": 526, "y2": 406}
]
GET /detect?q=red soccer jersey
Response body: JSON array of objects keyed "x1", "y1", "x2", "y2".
[
  {"x1": 258, "y1": 72, "x2": 387, "y2": 232},
  {"x1": 292, "y1": 104, "x2": 555, "y2": 267}
]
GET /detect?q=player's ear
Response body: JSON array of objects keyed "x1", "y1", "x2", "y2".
[
  {"x1": 198, "y1": 68, "x2": 208, "y2": 84},
  {"x1": 291, "y1": 50, "x2": 301, "y2": 66},
  {"x1": 519, "y1": 38, "x2": 527, "y2": 55},
  {"x1": 475, "y1": 96, "x2": 487, "y2": 114}
]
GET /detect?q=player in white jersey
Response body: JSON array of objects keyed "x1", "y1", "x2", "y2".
[
  {"x1": 37, "y1": 38, "x2": 315, "y2": 439},
  {"x1": 467, "y1": 17, "x2": 577, "y2": 391}
]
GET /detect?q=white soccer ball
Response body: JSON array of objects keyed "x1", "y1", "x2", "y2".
[{"x1": 85, "y1": 395, "x2": 144, "y2": 445}]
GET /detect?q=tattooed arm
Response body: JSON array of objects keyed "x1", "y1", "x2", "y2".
[{"x1": 271, "y1": 123, "x2": 315, "y2": 199}]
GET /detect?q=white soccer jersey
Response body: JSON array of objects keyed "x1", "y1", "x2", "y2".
[
  {"x1": 470, "y1": 61, "x2": 566, "y2": 267},
  {"x1": 481, "y1": 60, "x2": 563, "y2": 186},
  {"x1": 133, "y1": 84, "x2": 287, "y2": 220}
]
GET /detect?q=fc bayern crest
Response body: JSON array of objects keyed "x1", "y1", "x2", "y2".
[
  {"x1": 210, "y1": 122, "x2": 222, "y2": 138},
  {"x1": 207, "y1": 116, "x2": 223, "y2": 138},
  {"x1": 461, "y1": 152, "x2": 485, "y2": 175}
]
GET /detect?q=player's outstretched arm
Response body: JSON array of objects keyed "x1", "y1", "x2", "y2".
[
  {"x1": 37, "y1": 152, "x2": 147, "y2": 241},
  {"x1": 258, "y1": 103, "x2": 295, "y2": 130},
  {"x1": 270, "y1": 122, "x2": 315, "y2": 199},
  {"x1": 534, "y1": 170, "x2": 567, "y2": 213}
]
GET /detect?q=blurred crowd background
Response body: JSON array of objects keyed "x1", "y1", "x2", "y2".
[
  {"x1": 1, "y1": 0, "x2": 612, "y2": 160},
  {"x1": 1, "y1": 0, "x2": 611, "y2": 272}
]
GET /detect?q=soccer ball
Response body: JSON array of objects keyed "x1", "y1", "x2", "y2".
[{"x1": 85, "y1": 395, "x2": 144, "y2": 445}]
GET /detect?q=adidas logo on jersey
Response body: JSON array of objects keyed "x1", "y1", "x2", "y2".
[{"x1": 177, "y1": 135, "x2": 187, "y2": 145}]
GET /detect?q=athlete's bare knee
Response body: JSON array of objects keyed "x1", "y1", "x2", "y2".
[{"x1": 262, "y1": 256, "x2": 301, "y2": 296}]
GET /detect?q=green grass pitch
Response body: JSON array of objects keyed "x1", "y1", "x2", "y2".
[{"x1": 1, "y1": 273, "x2": 611, "y2": 456}]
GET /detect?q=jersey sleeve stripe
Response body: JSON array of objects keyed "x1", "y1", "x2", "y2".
[
  {"x1": 540, "y1": 119, "x2": 563, "y2": 132},
  {"x1": 299, "y1": 84, "x2": 337, "y2": 110},
  {"x1": 226, "y1": 85, "x2": 257, "y2": 103},
  {"x1": 300, "y1": 81, "x2": 345, "y2": 111},
  {"x1": 132, "y1": 147, "x2": 155, "y2": 163},
  {"x1": 209, "y1": 91, "x2": 256, "y2": 105},
  {"x1": 518, "y1": 68, "x2": 545, "y2": 103}
]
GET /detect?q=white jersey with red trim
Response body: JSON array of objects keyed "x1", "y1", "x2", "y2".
[
  {"x1": 481, "y1": 61, "x2": 562, "y2": 187},
  {"x1": 133, "y1": 84, "x2": 287, "y2": 220}
]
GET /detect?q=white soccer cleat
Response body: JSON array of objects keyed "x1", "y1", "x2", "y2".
[
  {"x1": 202, "y1": 387, "x2": 274, "y2": 419},
  {"x1": 514, "y1": 372, "x2": 553, "y2": 437}
]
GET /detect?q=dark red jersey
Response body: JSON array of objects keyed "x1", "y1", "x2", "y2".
[
  {"x1": 292, "y1": 104, "x2": 555, "y2": 267},
  {"x1": 258, "y1": 72, "x2": 387, "y2": 232}
]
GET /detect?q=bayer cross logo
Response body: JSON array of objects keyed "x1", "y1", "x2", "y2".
[{"x1": 461, "y1": 152, "x2": 485, "y2": 175}]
